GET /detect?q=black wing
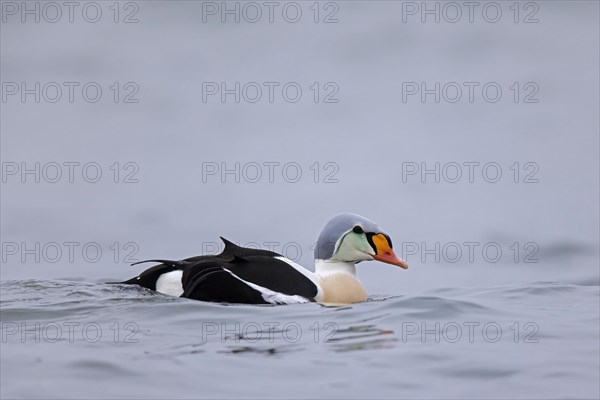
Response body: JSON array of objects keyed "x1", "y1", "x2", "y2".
[{"x1": 182, "y1": 267, "x2": 269, "y2": 304}]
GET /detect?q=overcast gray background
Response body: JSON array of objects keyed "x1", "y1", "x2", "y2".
[{"x1": 1, "y1": 0, "x2": 599, "y2": 296}]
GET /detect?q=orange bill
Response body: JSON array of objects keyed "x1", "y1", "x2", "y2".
[{"x1": 371, "y1": 233, "x2": 408, "y2": 269}]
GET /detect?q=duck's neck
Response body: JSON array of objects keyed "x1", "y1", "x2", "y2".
[{"x1": 314, "y1": 259, "x2": 357, "y2": 277}]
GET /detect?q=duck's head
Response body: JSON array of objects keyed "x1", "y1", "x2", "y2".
[{"x1": 314, "y1": 213, "x2": 408, "y2": 269}]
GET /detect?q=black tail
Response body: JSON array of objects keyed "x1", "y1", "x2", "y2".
[
  {"x1": 130, "y1": 259, "x2": 183, "y2": 268},
  {"x1": 107, "y1": 277, "x2": 140, "y2": 285}
]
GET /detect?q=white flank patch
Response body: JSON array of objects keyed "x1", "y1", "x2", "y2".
[
  {"x1": 155, "y1": 270, "x2": 184, "y2": 297},
  {"x1": 223, "y1": 269, "x2": 310, "y2": 305}
]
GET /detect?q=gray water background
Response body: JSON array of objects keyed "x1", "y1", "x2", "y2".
[{"x1": 1, "y1": 1, "x2": 599, "y2": 399}]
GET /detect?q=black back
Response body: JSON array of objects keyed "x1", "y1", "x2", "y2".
[{"x1": 117, "y1": 237, "x2": 318, "y2": 302}]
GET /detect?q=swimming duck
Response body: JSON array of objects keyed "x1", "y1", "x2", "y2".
[{"x1": 118, "y1": 213, "x2": 408, "y2": 304}]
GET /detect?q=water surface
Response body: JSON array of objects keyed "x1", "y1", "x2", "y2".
[{"x1": 1, "y1": 279, "x2": 598, "y2": 399}]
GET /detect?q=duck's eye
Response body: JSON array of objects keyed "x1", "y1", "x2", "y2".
[{"x1": 353, "y1": 226, "x2": 364, "y2": 234}]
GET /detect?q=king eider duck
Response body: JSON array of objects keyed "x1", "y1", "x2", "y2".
[{"x1": 118, "y1": 213, "x2": 408, "y2": 305}]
